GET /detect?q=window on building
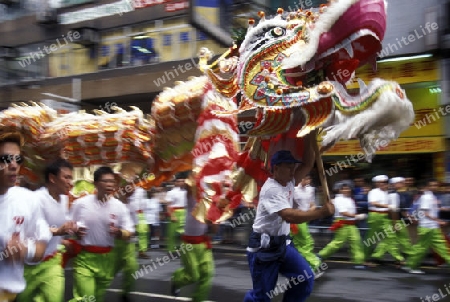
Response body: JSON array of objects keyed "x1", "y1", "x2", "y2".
[
  {"x1": 130, "y1": 36, "x2": 159, "y2": 66},
  {"x1": 12, "y1": 44, "x2": 48, "y2": 80},
  {"x1": 0, "y1": 58, "x2": 18, "y2": 86},
  {"x1": 197, "y1": 30, "x2": 207, "y2": 41},
  {"x1": 163, "y1": 34, "x2": 172, "y2": 46},
  {"x1": 179, "y1": 32, "x2": 189, "y2": 43}
]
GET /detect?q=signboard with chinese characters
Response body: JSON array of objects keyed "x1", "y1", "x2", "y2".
[
  {"x1": 59, "y1": 0, "x2": 134, "y2": 24},
  {"x1": 131, "y1": 0, "x2": 188, "y2": 11},
  {"x1": 165, "y1": 0, "x2": 188, "y2": 12},
  {"x1": 132, "y1": 0, "x2": 169, "y2": 9}
]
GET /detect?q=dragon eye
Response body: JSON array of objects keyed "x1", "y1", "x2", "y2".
[{"x1": 270, "y1": 27, "x2": 285, "y2": 38}]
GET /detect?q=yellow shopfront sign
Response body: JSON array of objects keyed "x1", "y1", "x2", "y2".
[
  {"x1": 347, "y1": 57, "x2": 439, "y2": 88},
  {"x1": 323, "y1": 137, "x2": 445, "y2": 156},
  {"x1": 325, "y1": 57, "x2": 443, "y2": 156}
]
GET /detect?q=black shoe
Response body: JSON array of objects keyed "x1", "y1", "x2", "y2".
[
  {"x1": 138, "y1": 252, "x2": 150, "y2": 259},
  {"x1": 171, "y1": 278, "x2": 180, "y2": 297},
  {"x1": 121, "y1": 294, "x2": 131, "y2": 302}
]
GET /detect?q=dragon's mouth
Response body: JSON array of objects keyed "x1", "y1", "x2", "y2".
[{"x1": 282, "y1": 0, "x2": 386, "y2": 87}]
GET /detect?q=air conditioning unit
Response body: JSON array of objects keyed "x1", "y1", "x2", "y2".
[
  {"x1": 0, "y1": 47, "x2": 19, "y2": 59},
  {"x1": 36, "y1": 9, "x2": 59, "y2": 25},
  {"x1": 73, "y1": 27, "x2": 100, "y2": 46},
  {"x1": 0, "y1": 0, "x2": 20, "y2": 7}
]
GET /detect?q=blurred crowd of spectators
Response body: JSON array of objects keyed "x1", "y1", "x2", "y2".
[{"x1": 141, "y1": 176, "x2": 450, "y2": 250}]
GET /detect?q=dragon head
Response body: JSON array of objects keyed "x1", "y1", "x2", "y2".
[
  {"x1": 237, "y1": 0, "x2": 386, "y2": 107},
  {"x1": 203, "y1": 0, "x2": 386, "y2": 110}
]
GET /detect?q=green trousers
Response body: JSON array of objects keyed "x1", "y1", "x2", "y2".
[
  {"x1": 370, "y1": 215, "x2": 405, "y2": 262},
  {"x1": 291, "y1": 223, "x2": 321, "y2": 270},
  {"x1": 17, "y1": 254, "x2": 64, "y2": 302},
  {"x1": 167, "y1": 209, "x2": 186, "y2": 252},
  {"x1": 395, "y1": 220, "x2": 412, "y2": 257},
  {"x1": 407, "y1": 227, "x2": 450, "y2": 269},
  {"x1": 70, "y1": 250, "x2": 115, "y2": 302},
  {"x1": 113, "y1": 239, "x2": 139, "y2": 294},
  {"x1": 319, "y1": 223, "x2": 365, "y2": 265},
  {"x1": 137, "y1": 213, "x2": 148, "y2": 252},
  {"x1": 364, "y1": 212, "x2": 404, "y2": 262},
  {"x1": 172, "y1": 242, "x2": 214, "y2": 302}
]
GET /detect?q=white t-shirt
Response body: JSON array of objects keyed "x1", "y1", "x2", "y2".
[
  {"x1": 70, "y1": 194, "x2": 135, "y2": 247},
  {"x1": 145, "y1": 198, "x2": 161, "y2": 225},
  {"x1": 294, "y1": 185, "x2": 314, "y2": 212},
  {"x1": 0, "y1": 187, "x2": 51, "y2": 293},
  {"x1": 127, "y1": 187, "x2": 147, "y2": 225},
  {"x1": 333, "y1": 194, "x2": 356, "y2": 220},
  {"x1": 26, "y1": 187, "x2": 68, "y2": 265},
  {"x1": 165, "y1": 187, "x2": 187, "y2": 208},
  {"x1": 184, "y1": 195, "x2": 207, "y2": 236},
  {"x1": 252, "y1": 178, "x2": 294, "y2": 236},
  {"x1": 388, "y1": 192, "x2": 400, "y2": 209},
  {"x1": 368, "y1": 188, "x2": 389, "y2": 212},
  {"x1": 125, "y1": 202, "x2": 138, "y2": 226},
  {"x1": 419, "y1": 191, "x2": 439, "y2": 229}
]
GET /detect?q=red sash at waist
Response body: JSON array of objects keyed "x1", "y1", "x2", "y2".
[
  {"x1": 42, "y1": 251, "x2": 57, "y2": 262},
  {"x1": 61, "y1": 239, "x2": 82, "y2": 268},
  {"x1": 181, "y1": 234, "x2": 212, "y2": 249},
  {"x1": 330, "y1": 220, "x2": 356, "y2": 232},
  {"x1": 290, "y1": 224, "x2": 299, "y2": 235},
  {"x1": 82, "y1": 245, "x2": 112, "y2": 254},
  {"x1": 369, "y1": 210, "x2": 388, "y2": 214},
  {"x1": 171, "y1": 207, "x2": 185, "y2": 211},
  {"x1": 61, "y1": 240, "x2": 112, "y2": 268},
  {"x1": 169, "y1": 207, "x2": 185, "y2": 215}
]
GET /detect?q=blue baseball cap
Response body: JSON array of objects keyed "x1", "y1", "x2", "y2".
[{"x1": 270, "y1": 150, "x2": 302, "y2": 168}]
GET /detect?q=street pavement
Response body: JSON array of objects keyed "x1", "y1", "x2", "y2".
[{"x1": 63, "y1": 248, "x2": 450, "y2": 302}]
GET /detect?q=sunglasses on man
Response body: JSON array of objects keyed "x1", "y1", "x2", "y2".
[{"x1": 0, "y1": 154, "x2": 23, "y2": 165}]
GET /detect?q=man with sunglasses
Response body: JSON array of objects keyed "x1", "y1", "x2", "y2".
[
  {"x1": 0, "y1": 132, "x2": 51, "y2": 302},
  {"x1": 69, "y1": 166, "x2": 134, "y2": 302}
]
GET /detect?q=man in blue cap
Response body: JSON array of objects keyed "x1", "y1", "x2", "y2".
[{"x1": 244, "y1": 150, "x2": 334, "y2": 302}]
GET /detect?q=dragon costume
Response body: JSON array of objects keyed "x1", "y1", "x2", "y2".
[{"x1": 1, "y1": 0, "x2": 414, "y2": 223}]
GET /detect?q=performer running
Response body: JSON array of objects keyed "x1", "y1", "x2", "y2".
[
  {"x1": 112, "y1": 174, "x2": 141, "y2": 302},
  {"x1": 388, "y1": 177, "x2": 413, "y2": 258},
  {"x1": 364, "y1": 175, "x2": 404, "y2": 266},
  {"x1": 405, "y1": 179, "x2": 450, "y2": 274},
  {"x1": 165, "y1": 178, "x2": 188, "y2": 252},
  {"x1": 0, "y1": 132, "x2": 51, "y2": 302},
  {"x1": 69, "y1": 166, "x2": 134, "y2": 301},
  {"x1": 170, "y1": 174, "x2": 215, "y2": 302},
  {"x1": 317, "y1": 184, "x2": 367, "y2": 269},
  {"x1": 131, "y1": 186, "x2": 150, "y2": 259},
  {"x1": 244, "y1": 150, "x2": 334, "y2": 302},
  {"x1": 17, "y1": 158, "x2": 77, "y2": 302},
  {"x1": 290, "y1": 175, "x2": 322, "y2": 276}
]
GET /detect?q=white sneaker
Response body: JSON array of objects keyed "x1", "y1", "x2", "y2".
[
  {"x1": 314, "y1": 271, "x2": 325, "y2": 280},
  {"x1": 408, "y1": 268, "x2": 425, "y2": 274}
]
